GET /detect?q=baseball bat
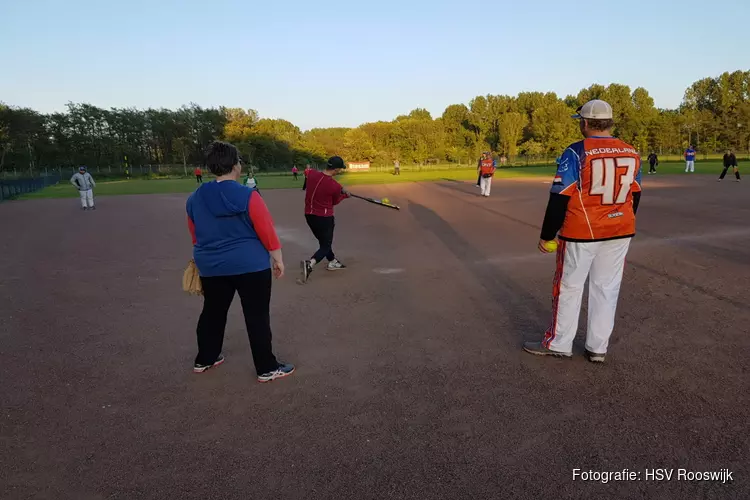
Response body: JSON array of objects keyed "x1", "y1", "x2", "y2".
[{"x1": 348, "y1": 193, "x2": 400, "y2": 210}]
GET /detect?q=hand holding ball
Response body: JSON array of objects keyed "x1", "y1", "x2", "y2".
[{"x1": 538, "y1": 239, "x2": 557, "y2": 254}]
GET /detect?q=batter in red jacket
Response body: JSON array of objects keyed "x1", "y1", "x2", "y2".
[{"x1": 301, "y1": 156, "x2": 350, "y2": 282}]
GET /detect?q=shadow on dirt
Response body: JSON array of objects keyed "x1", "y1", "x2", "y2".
[{"x1": 408, "y1": 201, "x2": 548, "y2": 341}]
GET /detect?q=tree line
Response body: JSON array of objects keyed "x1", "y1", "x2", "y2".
[{"x1": 1, "y1": 70, "x2": 748, "y2": 174}]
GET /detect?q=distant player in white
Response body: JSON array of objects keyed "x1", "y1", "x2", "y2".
[
  {"x1": 684, "y1": 145, "x2": 696, "y2": 173},
  {"x1": 478, "y1": 152, "x2": 496, "y2": 197},
  {"x1": 71, "y1": 166, "x2": 96, "y2": 210}
]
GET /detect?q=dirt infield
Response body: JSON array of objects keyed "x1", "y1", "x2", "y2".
[{"x1": 1, "y1": 176, "x2": 748, "y2": 500}]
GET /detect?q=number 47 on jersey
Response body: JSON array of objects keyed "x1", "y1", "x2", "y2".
[{"x1": 589, "y1": 157, "x2": 638, "y2": 205}]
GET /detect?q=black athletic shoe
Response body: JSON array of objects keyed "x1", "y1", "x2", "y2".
[
  {"x1": 193, "y1": 354, "x2": 225, "y2": 373},
  {"x1": 584, "y1": 350, "x2": 605, "y2": 363},
  {"x1": 257, "y1": 363, "x2": 295, "y2": 383},
  {"x1": 522, "y1": 341, "x2": 572, "y2": 359},
  {"x1": 301, "y1": 260, "x2": 314, "y2": 282}
]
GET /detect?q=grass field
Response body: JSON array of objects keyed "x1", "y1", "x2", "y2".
[{"x1": 20, "y1": 160, "x2": 726, "y2": 199}]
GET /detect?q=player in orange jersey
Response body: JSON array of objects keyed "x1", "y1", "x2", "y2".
[
  {"x1": 523, "y1": 99, "x2": 642, "y2": 363},
  {"x1": 478, "y1": 152, "x2": 496, "y2": 197}
]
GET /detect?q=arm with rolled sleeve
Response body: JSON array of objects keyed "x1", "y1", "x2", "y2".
[
  {"x1": 539, "y1": 148, "x2": 579, "y2": 241},
  {"x1": 631, "y1": 156, "x2": 642, "y2": 215},
  {"x1": 248, "y1": 191, "x2": 284, "y2": 277},
  {"x1": 186, "y1": 201, "x2": 197, "y2": 245},
  {"x1": 187, "y1": 216, "x2": 197, "y2": 245},
  {"x1": 248, "y1": 191, "x2": 281, "y2": 251},
  {"x1": 331, "y1": 179, "x2": 350, "y2": 206}
]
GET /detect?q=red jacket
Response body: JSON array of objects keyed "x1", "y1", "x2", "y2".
[{"x1": 304, "y1": 170, "x2": 349, "y2": 217}]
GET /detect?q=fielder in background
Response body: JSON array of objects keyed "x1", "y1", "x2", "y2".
[
  {"x1": 186, "y1": 141, "x2": 294, "y2": 383},
  {"x1": 719, "y1": 150, "x2": 740, "y2": 182},
  {"x1": 70, "y1": 166, "x2": 96, "y2": 210},
  {"x1": 684, "y1": 145, "x2": 696, "y2": 173},
  {"x1": 647, "y1": 152, "x2": 659, "y2": 174},
  {"x1": 194, "y1": 166, "x2": 203, "y2": 183},
  {"x1": 244, "y1": 171, "x2": 257, "y2": 190},
  {"x1": 478, "y1": 152, "x2": 496, "y2": 197},
  {"x1": 301, "y1": 156, "x2": 350, "y2": 282},
  {"x1": 475, "y1": 153, "x2": 484, "y2": 188},
  {"x1": 524, "y1": 99, "x2": 642, "y2": 363},
  {"x1": 292, "y1": 165, "x2": 299, "y2": 181}
]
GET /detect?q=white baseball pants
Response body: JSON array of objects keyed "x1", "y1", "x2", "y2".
[
  {"x1": 79, "y1": 189, "x2": 94, "y2": 208},
  {"x1": 685, "y1": 160, "x2": 695, "y2": 172},
  {"x1": 542, "y1": 238, "x2": 631, "y2": 354},
  {"x1": 480, "y1": 176, "x2": 492, "y2": 196}
]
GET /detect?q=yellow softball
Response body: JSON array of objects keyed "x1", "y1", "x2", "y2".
[
  {"x1": 381, "y1": 197, "x2": 390, "y2": 204},
  {"x1": 544, "y1": 240, "x2": 558, "y2": 252}
]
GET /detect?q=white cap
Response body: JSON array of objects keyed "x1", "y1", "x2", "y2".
[{"x1": 572, "y1": 99, "x2": 613, "y2": 120}]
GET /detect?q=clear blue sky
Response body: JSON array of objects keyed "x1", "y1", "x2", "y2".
[{"x1": 1, "y1": 0, "x2": 748, "y2": 130}]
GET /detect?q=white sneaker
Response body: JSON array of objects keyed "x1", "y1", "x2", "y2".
[{"x1": 327, "y1": 259, "x2": 346, "y2": 271}]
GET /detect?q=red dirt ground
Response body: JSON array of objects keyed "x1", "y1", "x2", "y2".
[{"x1": 1, "y1": 176, "x2": 748, "y2": 500}]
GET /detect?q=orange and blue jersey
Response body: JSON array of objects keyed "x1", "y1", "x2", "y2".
[
  {"x1": 685, "y1": 148, "x2": 696, "y2": 161},
  {"x1": 551, "y1": 137, "x2": 641, "y2": 242},
  {"x1": 480, "y1": 158, "x2": 496, "y2": 176}
]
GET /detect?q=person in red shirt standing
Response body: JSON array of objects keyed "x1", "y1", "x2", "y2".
[
  {"x1": 194, "y1": 167, "x2": 203, "y2": 184},
  {"x1": 292, "y1": 165, "x2": 299, "y2": 181},
  {"x1": 301, "y1": 156, "x2": 350, "y2": 282}
]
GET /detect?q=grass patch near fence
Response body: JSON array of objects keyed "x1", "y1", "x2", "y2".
[{"x1": 18, "y1": 160, "x2": 727, "y2": 199}]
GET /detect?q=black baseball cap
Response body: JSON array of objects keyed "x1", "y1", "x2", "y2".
[{"x1": 327, "y1": 156, "x2": 346, "y2": 170}]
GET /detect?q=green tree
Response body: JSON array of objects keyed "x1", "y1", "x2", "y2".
[
  {"x1": 498, "y1": 112, "x2": 526, "y2": 159},
  {"x1": 223, "y1": 108, "x2": 259, "y2": 143},
  {"x1": 344, "y1": 128, "x2": 376, "y2": 161},
  {"x1": 531, "y1": 101, "x2": 579, "y2": 154}
]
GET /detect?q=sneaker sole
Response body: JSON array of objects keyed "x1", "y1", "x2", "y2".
[
  {"x1": 585, "y1": 355, "x2": 606, "y2": 363},
  {"x1": 300, "y1": 261, "x2": 311, "y2": 282},
  {"x1": 193, "y1": 357, "x2": 225, "y2": 373},
  {"x1": 326, "y1": 267, "x2": 346, "y2": 271},
  {"x1": 257, "y1": 367, "x2": 295, "y2": 383},
  {"x1": 522, "y1": 346, "x2": 572, "y2": 359}
]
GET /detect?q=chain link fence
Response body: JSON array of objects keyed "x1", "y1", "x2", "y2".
[
  {"x1": 1, "y1": 150, "x2": 745, "y2": 183},
  {"x1": 0, "y1": 175, "x2": 61, "y2": 202}
]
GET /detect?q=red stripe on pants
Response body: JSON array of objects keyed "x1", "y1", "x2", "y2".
[{"x1": 542, "y1": 240, "x2": 566, "y2": 348}]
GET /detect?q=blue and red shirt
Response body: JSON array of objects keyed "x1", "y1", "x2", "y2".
[
  {"x1": 551, "y1": 137, "x2": 642, "y2": 241},
  {"x1": 187, "y1": 180, "x2": 280, "y2": 277},
  {"x1": 685, "y1": 148, "x2": 696, "y2": 161},
  {"x1": 480, "y1": 158, "x2": 496, "y2": 176}
]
